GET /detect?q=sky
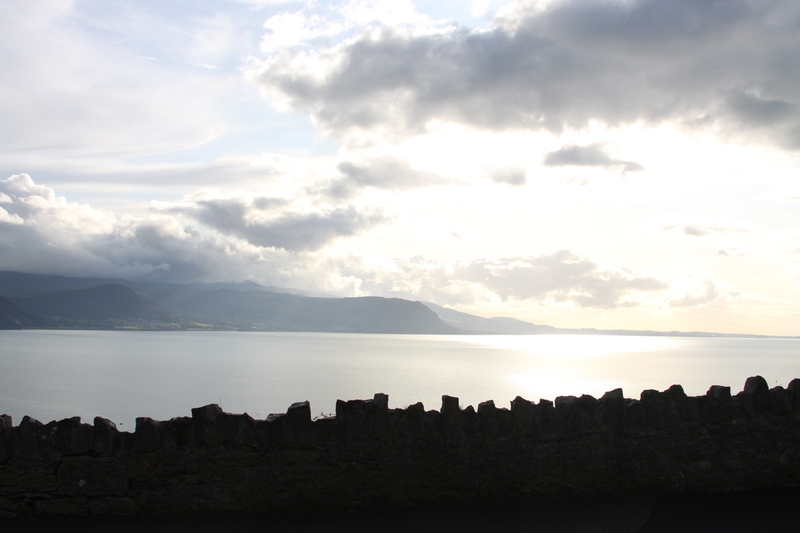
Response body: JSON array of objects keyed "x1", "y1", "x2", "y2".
[{"x1": 0, "y1": 0, "x2": 799, "y2": 336}]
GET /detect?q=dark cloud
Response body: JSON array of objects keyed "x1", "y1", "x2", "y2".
[
  {"x1": 257, "y1": 0, "x2": 800, "y2": 149},
  {"x1": 0, "y1": 174, "x2": 386, "y2": 284},
  {"x1": 324, "y1": 156, "x2": 451, "y2": 198},
  {"x1": 542, "y1": 144, "x2": 644, "y2": 173}
]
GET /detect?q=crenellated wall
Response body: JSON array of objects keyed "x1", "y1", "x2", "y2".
[{"x1": 2, "y1": 375, "x2": 800, "y2": 520}]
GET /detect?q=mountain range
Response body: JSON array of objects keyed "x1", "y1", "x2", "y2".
[{"x1": 0, "y1": 270, "x2": 784, "y2": 338}]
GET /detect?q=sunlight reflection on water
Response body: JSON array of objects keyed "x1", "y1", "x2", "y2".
[{"x1": 0, "y1": 331, "x2": 798, "y2": 427}]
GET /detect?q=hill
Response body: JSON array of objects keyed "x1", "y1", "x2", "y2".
[
  {"x1": 12, "y1": 284, "x2": 174, "y2": 323},
  {"x1": 0, "y1": 271, "x2": 459, "y2": 333},
  {"x1": 0, "y1": 296, "x2": 50, "y2": 329},
  {"x1": 0, "y1": 270, "x2": 789, "y2": 337}
]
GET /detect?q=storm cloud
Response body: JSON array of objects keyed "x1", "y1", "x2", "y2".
[{"x1": 256, "y1": 0, "x2": 800, "y2": 149}]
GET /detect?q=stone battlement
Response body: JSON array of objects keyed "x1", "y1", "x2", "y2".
[{"x1": 1, "y1": 376, "x2": 800, "y2": 520}]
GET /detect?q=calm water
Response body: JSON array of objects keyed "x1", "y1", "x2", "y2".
[{"x1": 0, "y1": 330, "x2": 798, "y2": 429}]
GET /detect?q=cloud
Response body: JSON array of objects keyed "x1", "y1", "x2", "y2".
[
  {"x1": 542, "y1": 144, "x2": 644, "y2": 173},
  {"x1": 756, "y1": 184, "x2": 800, "y2": 204},
  {"x1": 155, "y1": 189, "x2": 389, "y2": 252},
  {"x1": 669, "y1": 280, "x2": 719, "y2": 308},
  {"x1": 0, "y1": 174, "x2": 385, "y2": 283},
  {"x1": 663, "y1": 217, "x2": 760, "y2": 238},
  {"x1": 324, "y1": 155, "x2": 452, "y2": 198},
  {"x1": 486, "y1": 167, "x2": 527, "y2": 186},
  {"x1": 0, "y1": 2, "x2": 239, "y2": 159},
  {"x1": 357, "y1": 250, "x2": 668, "y2": 309},
  {"x1": 254, "y1": 0, "x2": 800, "y2": 149},
  {"x1": 0, "y1": 174, "x2": 670, "y2": 310}
]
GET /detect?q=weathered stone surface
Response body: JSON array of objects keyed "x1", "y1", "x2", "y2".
[
  {"x1": 89, "y1": 496, "x2": 137, "y2": 517},
  {"x1": 0, "y1": 496, "x2": 19, "y2": 520},
  {"x1": 2, "y1": 459, "x2": 58, "y2": 492},
  {"x1": 57, "y1": 456, "x2": 127, "y2": 497},
  {"x1": 34, "y1": 497, "x2": 89, "y2": 518},
  {"x1": 217, "y1": 412, "x2": 259, "y2": 448}
]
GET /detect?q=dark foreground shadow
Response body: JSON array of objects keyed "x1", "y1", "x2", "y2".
[{"x1": 5, "y1": 489, "x2": 799, "y2": 532}]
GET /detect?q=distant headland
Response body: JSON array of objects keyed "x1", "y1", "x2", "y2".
[{"x1": 0, "y1": 270, "x2": 794, "y2": 338}]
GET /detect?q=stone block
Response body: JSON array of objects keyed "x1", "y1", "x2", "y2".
[
  {"x1": 555, "y1": 396, "x2": 582, "y2": 434},
  {"x1": 441, "y1": 395, "x2": 462, "y2": 442},
  {"x1": 510, "y1": 396, "x2": 536, "y2": 437},
  {"x1": 461, "y1": 405, "x2": 479, "y2": 436},
  {"x1": 372, "y1": 393, "x2": 390, "y2": 439},
  {"x1": 373, "y1": 393, "x2": 389, "y2": 415},
  {"x1": 537, "y1": 399, "x2": 558, "y2": 437},
  {"x1": 742, "y1": 375, "x2": 770, "y2": 414},
  {"x1": 662, "y1": 384, "x2": 690, "y2": 422},
  {"x1": 285, "y1": 401, "x2": 312, "y2": 446},
  {"x1": 579, "y1": 395, "x2": 604, "y2": 432},
  {"x1": 640, "y1": 389, "x2": 662, "y2": 428},
  {"x1": 478, "y1": 400, "x2": 500, "y2": 436},
  {"x1": 217, "y1": 412, "x2": 259, "y2": 448},
  {"x1": 602, "y1": 389, "x2": 624, "y2": 433},
  {"x1": 769, "y1": 386, "x2": 791, "y2": 416},
  {"x1": 192, "y1": 404, "x2": 223, "y2": 446},
  {"x1": 93, "y1": 417, "x2": 118, "y2": 456},
  {"x1": 133, "y1": 417, "x2": 167, "y2": 453},
  {"x1": 788, "y1": 379, "x2": 800, "y2": 417},
  {"x1": 701, "y1": 385, "x2": 732, "y2": 423},
  {"x1": 56, "y1": 417, "x2": 93, "y2": 455},
  {"x1": 0, "y1": 415, "x2": 10, "y2": 462},
  {"x1": 168, "y1": 416, "x2": 195, "y2": 449},
  {"x1": 265, "y1": 412, "x2": 286, "y2": 443},
  {"x1": 404, "y1": 402, "x2": 426, "y2": 436},
  {"x1": 623, "y1": 399, "x2": 646, "y2": 430}
]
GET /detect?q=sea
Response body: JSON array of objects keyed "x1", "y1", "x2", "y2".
[{"x1": 0, "y1": 330, "x2": 798, "y2": 430}]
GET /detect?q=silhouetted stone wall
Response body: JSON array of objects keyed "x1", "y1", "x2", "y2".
[{"x1": 2, "y1": 375, "x2": 800, "y2": 520}]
